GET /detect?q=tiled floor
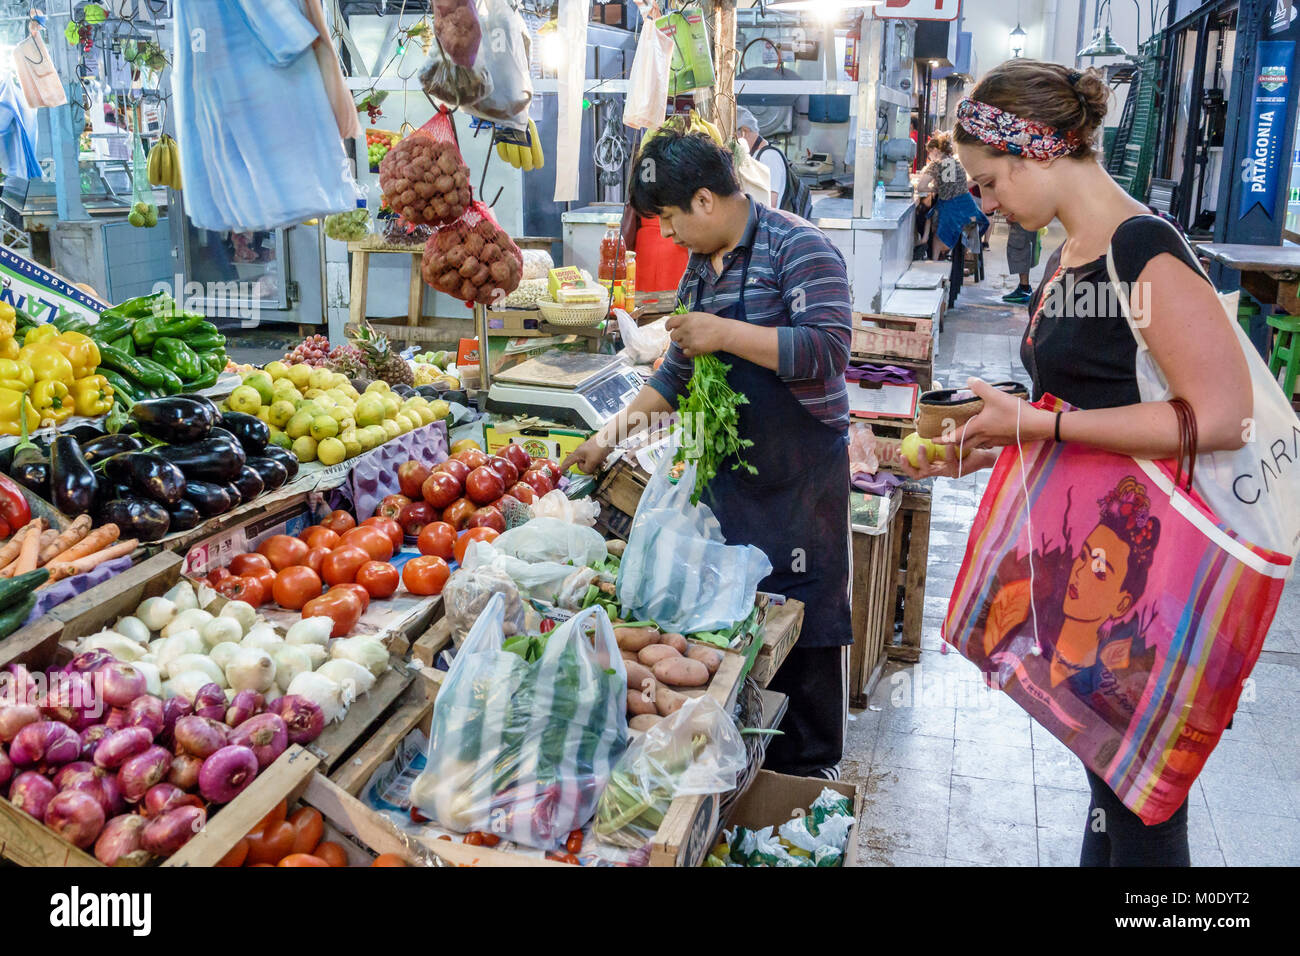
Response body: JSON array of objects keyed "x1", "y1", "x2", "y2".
[{"x1": 848, "y1": 222, "x2": 1300, "y2": 867}]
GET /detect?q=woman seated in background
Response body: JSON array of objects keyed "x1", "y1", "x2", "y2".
[{"x1": 915, "y1": 132, "x2": 990, "y2": 295}]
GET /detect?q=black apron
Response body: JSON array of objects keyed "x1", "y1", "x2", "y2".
[{"x1": 692, "y1": 248, "x2": 853, "y2": 649}]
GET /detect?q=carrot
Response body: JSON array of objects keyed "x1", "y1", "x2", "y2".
[
  {"x1": 38, "y1": 529, "x2": 59, "y2": 552},
  {"x1": 0, "y1": 519, "x2": 44, "y2": 579},
  {"x1": 48, "y1": 523, "x2": 119, "y2": 565},
  {"x1": 40, "y1": 539, "x2": 139, "y2": 586},
  {"x1": 0, "y1": 522, "x2": 39, "y2": 571},
  {"x1": 12, "y1": 522, "x2": 43, "y2": 575},
  {"x1": 38, "y1": 515, "x2": 92, "y2": 567}
]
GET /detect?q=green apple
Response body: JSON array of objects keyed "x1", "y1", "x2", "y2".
[{"x1": 243, "y1": 372, "x2": 274, "y2": 405}]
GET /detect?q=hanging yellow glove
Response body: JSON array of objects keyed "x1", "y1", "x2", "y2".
[
  {"x1": 71, "y1": 375, "x2": 113, "y2": 417},
  {"x1": 0, "y1": 388, "x2": 40, "y2": 436}
]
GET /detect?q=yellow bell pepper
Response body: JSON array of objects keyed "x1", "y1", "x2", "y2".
[
  {"x1": 0, "y1": 304, "x2": 15, "y2": 340},
  {"x1": 23, "y1": 345, "x2": 74, "y2": 385},
  {"x1": 0, "y1": 389, "x2": 40, "y2": 436},
  {"x1": 0, "y1": 336, "x2": 19, "y2": 361},
  {"x1": 0, "y1": 358, "x2": 33, "y2": 393},
  {"x1": 32, "y1": 379, "x2": 74, "y2": 424},
  {"x1": 51, "y1": 331, "x2": 101, "y2": 380},
  {"x1": 72, "y1": 375, "x2": 113, "y2": 417},
  {"x1": 23, "y1": 323, "x2": 58, "y2": 346}
]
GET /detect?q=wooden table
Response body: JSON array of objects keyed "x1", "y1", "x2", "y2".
[{"x1": 1195, "y1": 242, "x2": 1300, "y2": 315}]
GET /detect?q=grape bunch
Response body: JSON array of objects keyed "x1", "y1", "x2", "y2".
[
  {"x1": 367, "y1": 103, "x2": 383, "y2": 125},
  {"x1": 284, "y1": 334, "x2": 333, "y2": 367}
]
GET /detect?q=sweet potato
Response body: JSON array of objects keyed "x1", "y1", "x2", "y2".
[
  {"x1": 653, "y1": 657, "x2": 710, "y2": 688},
  {"x1": 615, "y1": 627, "x2": 660, "y2": 652},
  {"x1": 659, "y1": 632, "x2": 688, "y2": 654},
  {"x1": 624, "y1": 660, "x2": 655, "y2": 691},
  {"x1": 655, "y1": 686, "x2": 688, "y2": 717},
  {"x1": 686, "y1": 644, "x2": 724, "y2": 675},
  {"x1": 628, "y1": 714, "x2": 662, "y2": 732},
  {"x1": 638, "y1": 644, "x2": 681, "y2": 667},
  {"x1": 626, "y1": 687, "x2": 657, "y2": 717}
]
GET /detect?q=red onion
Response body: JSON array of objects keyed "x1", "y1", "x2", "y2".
[
  {"x1": 40, "y1": 673, "x2": 97, "y2": 730},
  {"x1": 269, "y1": 695, "x2": 325, "y2": 744},
  {"x1": 0, "y1": 704, "x2": 42, "y2": 743},
  {"x1": 229, "y1": 713, "x2": 288, "y2": 769},
  {"x1": 52, "y1": 761, "x2": 95, "y2": 789},
  {"x1": 104, "y1": 707, "x2": 127, "y2": 731},
  {"x1": 141, "y1": 805, "x2": 206, "y2": 856},
  {"x1": 172, "y1": 716, "x2": 228, "y2": 759},
  {"x1": 44, "y1": 789, "x2": 106, "y2": 848},
  {"x1": 225, "y1": 690, "x2": 265, "y2": 728},
  {"x1": 123, "y1": 695, "x2": 164, "y2": 739},
  {"x1": 117, "y1": 746, "x2": 171, "y2": 803},
  {"x1": 100, "y1": 662, "x2": 147, "y2": 708},
  {"x1": 198, "y1": 745, "x2": 258, "y2": 804},
  {"x1": 2, "y1": 663, "x2": 39, "y2": 705},
  {"x1": 159, "y1": 697, "x2": 192, "y2": 748},
  {"x1": 59, "y1": 767, "x2": 123, "y2": 817},
  {"x1": 8, "y1": 771, "x2": 56, "y2": 818},
  {"x1": 9, "y1": 721, "x2": 81, "y2": 767},
  {"x1": 142, "y1": 783, "x2": 202, "y2": 818},
  {"x1": 193, "y1": 683, "x2": 226, "y2": 722},
  {"x1": 99, "y1": 773, "x2": 126, "y2": 817},
  {"x1": 167, "y1": 754, "x2": 202, "y2": 792},
  {"x1": 79, "y1": 725, "x2": 113, "y2": 762},
  {"x1": 93, "y1": 725, "x2": 152, "y2": 770},
  {"x1": 0, "y1": 744, "x2": 11, "y2": 789},
  {"x1": 67, "y1": 649, "x2": 115, "y2": 674},
  {"x1": 95, "y1": 814, "x2": 150, "y2": 867}
]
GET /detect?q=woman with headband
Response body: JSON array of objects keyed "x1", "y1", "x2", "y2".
[{"x1": 901, "y1": 59, "x2": 1253, "y2": 866}]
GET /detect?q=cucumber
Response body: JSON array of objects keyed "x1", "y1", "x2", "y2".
[
  {"x1": 0, "y1": 592, "x2": 36, "y2": 640},
  {"x1": 0, "y1": 569, "x2": 48, "y2": 612}
]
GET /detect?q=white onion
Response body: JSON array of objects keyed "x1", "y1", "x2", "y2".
[
  {"x1": 218, "y1": 601, "x2": 257, "y2": 635},
  {"x1": 208, "y1": 642, "x2": 242, "y2": 673},
  {"x1": 162, "y1": 608, "x2": 213, "y2": 640},
  {"x1": 301, "y1": 644, "x2": 328, "y2": 669},
  {"x1": 168, "y1": 653, "x2": 226, "y2": 689},
  {"x1": 81, "y1": 630, "x2": 147, "y2": 662},
  {"x1": 167, "y1": 670, "x2": 215, "y2": 703},
  {"x1": 285, "y1": 617, "x2": 333, "y2": 647},
  {"x1": 270, "y1": 644, "x2": 314, "y2": 693},
  {"x1": 132, "y1": 660, "x2": 162, "y2": 697},
  {"x1": 240, "y1": 625, "x2": 283, "y2": 652},
  {"x1": 285, "y1": 671, "x2": 347, "y2": 724},
  {"x1": 163, "y1": 581, "x2": 198, "y2": 613},
  {"x1": 155, "y1": 630, "x2": 205, "y2": 678},
  {"x1": 225, "y1": 647, "x2": 276, "y2": 693},
  {"x1": 114, "y1": 616, "x2": 150, "y2": 645},
  {"x1": 200, "y1": 617, "x2": 243, "y2": 649},
  {"x1": 315, "y1": 659, "x2": 375, "y2": 699},
  {"x1": 136, "y1": 597, "x2": 178, "y2": 631},
  {"x1": 329, "y1": 637, "x2": 389, "y2": 678}
]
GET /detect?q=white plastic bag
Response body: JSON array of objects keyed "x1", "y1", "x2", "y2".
[
  {"x1": 492, "y1": 515, "x2": 606, "y2": 565},
  {"x1": 616, "y1": 310, "x2": 671, "y2": 365},
  {"x1": 462, "y1": 540, "x2": 575, "y2": 600},
  {"x1": 617, "y1": 433, "x2": 772, "y2": 634},
  {"x1": 463, "y1": 0, "x2": 533, "y2": 129},
  {"x1": 733, "y1": 138, "x2": 772, "y2": 207},
  {"x1": 623, "y1": 18, "x2": 674, "y2": 131},
  {"x1": 521, "y1": 249, "x2": 554, "y2": 280},
  {"x1": 529, "y1": 490, "x2": 602, "y2": 527},
  {"x1": 442, "y1": 564, "x2": 528, "y2": 647}
]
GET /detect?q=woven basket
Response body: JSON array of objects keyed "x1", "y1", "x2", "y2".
[{"x1": 537, "y1": 298, "x2": 609, "y2": 327}]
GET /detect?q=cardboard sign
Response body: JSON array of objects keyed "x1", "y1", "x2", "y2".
[
  {"x1": 871, "y1": 0, "x2": 961, "y2": 21},
  {"x1": 0, "y1": 243, "x2": 107, "y2": 324}
]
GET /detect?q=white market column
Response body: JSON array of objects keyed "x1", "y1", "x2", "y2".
[{"x1": 853, "y1": 17, "x2": 885, "y2": 219}]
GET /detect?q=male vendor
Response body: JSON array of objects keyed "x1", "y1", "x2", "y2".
[{"x1": 562, "y1": 130, "x2": 853, "y2": 778}]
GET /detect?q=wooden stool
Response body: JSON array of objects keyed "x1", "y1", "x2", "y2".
[
  {"x1": 1266, "y1": 312, "x2": 1300, "y2": 399},
  {"x1": 348, "y1": 240, "x2": 428, "y2": 340}
]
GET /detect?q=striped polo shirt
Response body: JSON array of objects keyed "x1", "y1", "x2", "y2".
[{"x1": 647, "y1": 199, "x2": 852, "y2": 431}]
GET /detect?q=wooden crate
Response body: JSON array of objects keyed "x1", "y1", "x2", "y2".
[
  {"x1": 886, "y1": 489, "x2": 931, "y2": 664},
  {"x1": 749, "y1": 598, "x2": 803, "y2": 688},
  {"x1": 591, "y1": 457, "x2": 650, "y2": 542},
  {"x1": 851, "y1": 313, "x2": 933, "y2": 362},
  {"x1": 852, "y1": 417, "x2": 918, "y2": 475},
  {"x1": 412, "y1": 613, "x2": 451, "y2": 668},
  {"x1": 849, "y1": 520, "x2": 899, "y2": 708}
]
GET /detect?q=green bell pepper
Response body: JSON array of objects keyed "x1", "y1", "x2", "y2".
[
  {"x1": 187, "y1": 329, "x2": 227, "y2": 352},
  {"x1": 198, "y1": 350, "x2": 227, "y2": 374},
  {"x1": 100, "y1": 291, "x2": 173, "y2": 322},
  {"x1": 52, "y1": 312, "x2": 92, "y2": 334},
  {"x1": 88, "y1": 314, "x2": 135, "y2": 344},
  {"x1": 182, "y1": 365, "x2": 221, "y2": 392},
  {"x1": 98, "y1": 344, "x2": 166, "y2": 389},
  {"x1": 152, "y1": 337, "x2": 203, "y2": 381},
  {"x1": 109, "y1": 334, "x2": 135, "y2": 356},
  {"x1": 132, "y1": 313, "x2": 206, "y2": 350},
  {"x1": 131, "y1": 354, "x2": 184, "y2": 394}
]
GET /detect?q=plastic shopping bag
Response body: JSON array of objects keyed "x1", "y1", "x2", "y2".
[
  {"x1": 616, "y1": 309, "x2": 670, "y2": 366},
  {"x1": 617, "y1": 433, "x2": 772, "y2": 634},
  {"x1": 461, "y1": 540, "x2": 575, "y2": 601},
  {"x1": 442, "y1": 564, "x2": 528, "y2": 647},
  {"x1": 529, "y1": 490, "x2": 602, "y2": 526},
  {"x1": 624, "y1": 18, "x2": 674, "y2": 130},
  {"x1": 733, "y1": 138, "x2": 773, "y2": 207},
  {"x1": 493, "y1": 515, "x2": 606, "y2": 565},
  {"x1": 594, "y1": 695, "x2": 746, "y2": 848},
  {"x1": 463, "y1": 0, "x2": 533, "y2": 130},
  {"x1": 411, "y1": 594, "x2": 628, "y2": 849},
  {"x1": 943, "y1": 395, "x2": 1289, "y2": 825}
]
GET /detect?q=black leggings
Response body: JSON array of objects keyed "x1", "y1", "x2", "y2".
[
  {"x1": 1080, "y1": 768, "x2": 1190, "y2": 867},
  {"x1": 948, "y1": 239, "x2": 964, "y2": 307}
]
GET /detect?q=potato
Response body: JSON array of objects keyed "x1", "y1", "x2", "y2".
[
  {"x1": 655, "y1": 685, "x2": 688, "y2": 717},
  {"x1": 606, "y1": 539, "x2": 626, "y2": 557},
  {"x1": 686, "y1": 644, "x2": 724, "y2": 675},
  {"x1": 653, "y1": 657, "x2": 710, "y2": 688},
  {"x1": 638, "y1": 644, "x2": 681, "y2": 666},
  {"x1": 628, "y1": 714, "x2": 662, "y2": 733},
  {"x1": 615, "y1": 627, "x2": 660, "y2": 652},
  {"x1": 620, "y1": 649, "x2": 640, "y2": 663},
  {"x1": 624, "y1": 660, "x2": 655, "y2": 691},
  {"x1": 627, "y1": 687, "x2": 657, "y2": 717},
  {"x1": 659, "y1": 632, "x2": 688, "y2": 654}
]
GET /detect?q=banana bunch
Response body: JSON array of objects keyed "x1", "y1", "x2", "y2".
[
  {"x1": 146, "y1": 134, "x2": 183, "y2": 190},
  {"x1": 688, "y1": 110, "x2": 724, "y2": 146},
  {"x1": 495, "y1": 119, "x2": 545, "y2": 171}
]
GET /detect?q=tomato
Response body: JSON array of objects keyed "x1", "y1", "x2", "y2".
[
  {"x1": 278, "y1": 853, "x2": 330, "y2": 867},
  {"x1": 465, "y1": 466, "x2": 505, "y2": 505},
  {"x1": 436, "y1": 458, "x2": 470, "y2": 485},
  {"x1": 402, "y1": 556, "x2": 450, "y2": 595},
  {"x1": 371, "y1": 853, "x2": 408, "y2": 867},
  {"x1": 257, "y1": 534, "x2": 309, "y2": 571},
  {"x1": 288, "y1": 806, "x2": 324, "y2": 855},
  {"x1": 339, "y1": 526, "x2": 394, "y2": 562},
  {"x1": 507, "y1": 482, "x2": 537, "y2": 505},
  {"x1": 362, "y1": 516, "x2": 404, "y2": 550},
  {"x1": 320, "y1": 510, "x2": 357, "y2": 535},
  {"x1": 417, "y1": 521, "x2": 456, "y2": 560},
  {"x1": 217, "y1": 838, "x2": 250, "y2": 867},
  {"x1": 487, "y1": 455, "x2": 519, "y2": 488},
  {"x1": 245, "y1": 820, "x2": 295, "y2": 865},
  {"x1": 540, "y1": 618, "x2": 556, "y2": 633},
  {"x1": 453, "y1": 527, "x2": 498, "y2": 565},
  {"x1": 502, "y1": 443, "x2": 532, "y2": 474},
  {"x1": 245, "y1": 565, "x2": 277, "y2": 601},
  {"x1": 216, "y1": 574, "x2": 266, "y2": 607},
  {"x1": 421, "y1": 471, "x2": 462, "y2": 509},
  {"x1": 301, "y1": 588, "x2": 364, "y2": 638},
  {"x1": 254, "y1": 801, "x2": 288, "y2": 832},
  {"x1": 397, "y1": 500, "x2": 435, "y2": 538},
  {"x1": 302, "y1": 547, "x2": 330, "y2": 575},
  {"x1": 480, "y1": 833, "x2": 501, "y2": 847},
  {"x1": 398, "y1": 460, "x2": 432, "y2": 499},
  {"x1": 465, "y1": 506, "x2": 505, "y2": 534},
  {"x1": 453, "y1": 447, "x2": 489, "y2": 471},
  {"x1": 545, "y1": 851, "x2": 580, "y2": 865},
  {"x1": 321, "y1": 545, "x2": 370, "y2": 586},
  {"x1": 521, "y1": 468, "x2": 555, "y2": 497},
  {"x1": 441, "y1": 497, "x2": 476, "y2": 531},
  {"x1": 355, "y1": 561, "x2": 400, "y2": 599},
  {"x1": 299, "y1": 526, "x2": 341, "y2": 551},
  {"x1": 334, "y1": 583, "x2": 371, "y2": 612},
  {"x1": 565, "y1": 829, "x2": 584, "y2": 853},
  {"x1": 229, "y1": 553, "x2": 272, "y2": 576},
  {"x1": 207, "y1": 567, "x2": 233, "y2": 587},
  {"x1": 314, "y1": 841, "x2": 348, "y2": 867},
  {"x1": 463, "y1": 831, "x2": 485, "y2": 845},
  {"x1": 272, "y1": 566, "x2": 323, "y2": 610},
  {"x1": 375, "y1": 494, "x2": 411, "y2": 521}
]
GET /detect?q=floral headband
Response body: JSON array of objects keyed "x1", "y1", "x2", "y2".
[{"x1": 956, "y1": 98, "x2": 1080, "y2": 161}]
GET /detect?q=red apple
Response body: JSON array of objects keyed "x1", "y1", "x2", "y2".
[
  {"x1": 508, "y1": 482, "x2": 537, "y2": 504},
  {"x1": 398, "y1": 500, "x2": 436, "y2": 538},
  {"x1": 422, "y1": 471, "x2": 462, "y2": 510},
  {"x1": 487, "y1": 455, "x2": 519, "y2": 488},
  {"x1": 453, "y1": 448, "x2": 489, "y2": 471},
  {"x1": 533, "y1": 459, "x2": 563, "y2": 484},
  {"x1": 442, "y1": 498, "x2": 475, "y2": 530},
  {"x1": 502, "y1": 443, "x2": 532, "y2": 474},
  {"x1": 466, "y1": 505, "x2": 506, "y2": 534},
  {"x1": 436, "y1": 458, "x2": 470, "y2": 485},
  {"x1": 465, "y1": 466, "x2": 505, "y2": 505},
  {"x1": 376, "y1": 494, "x2": 412, "y2": 520},
  {"x1": 521, "y1": 468, "x2": 555, "y2": 497},
  {"x1": 398, "y1": 460, "x2": 433, "y2": 500}
]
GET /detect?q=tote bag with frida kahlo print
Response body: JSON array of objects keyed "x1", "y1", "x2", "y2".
[{"x1": 943, "y1": 396, "x2": 1290, "y2": 825}]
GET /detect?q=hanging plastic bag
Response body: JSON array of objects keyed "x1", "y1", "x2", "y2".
[
  {"x1": 593, "y1": 695, "x2": 746, "y2": 848},
  {"x1": 733, "y1": 138, "x2": 772, "y2": 206},
  {"x1": 433, "y1": 0, "x2": 482, "y2": 68},
  {"x1": 461, "y1": 540, "x2": 575, "y2": 601},
  {"x1": 624, "y1": 17, "x2": 674, "y2": 131},
  {"x1": 492, "y1": 515, "x2": 606, "y2": 565},
  {"x1": 463, "y1": 0, "x2": 532, "y2": 129},
  {"x1": 411, "y1": 594, "x2": 628, "y2": 849},
  {"x1": 617, "y1": 433, "x2": 772, "y2": 634},
  {"x1": 615, "y1": 309, "x2": 670, "y2": 365},
  {"x1": 657, "y1": 8, "x2": 715, "y2": 96},
  {"x1": 442, "y1": 564, "x2": 527, "y2": 647},
  {"x1": 419, "y1": 34, "x2": 493, "y2": 109},
  {"x1": 128, "y1": 133, "x2": 158, "y2": 228}
]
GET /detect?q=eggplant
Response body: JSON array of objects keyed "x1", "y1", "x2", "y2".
[
  {"x1": 219, "y1": 412, "x2": 269, "y2": 457},
  {"x1": 102, "y1": 453, "x2": 186, "y2": 508},
  {"x1": 65, "y1": 424, "x2": 106, "y2": 445},
  {"x1": 9, "y1": 432, "x2": 49, "y2": 498},
  {"x1": 50, "y1": 435, "x2": 98, "y2": 516},
  {"x1": 444, "y1": 390, "x2": 468, "y2": 406},
  {"x1": 130, "y1": 397, "x2": 215, "y2": 444},
  {"x1": 391, "y1": 383, "x2": 416, "y2": 398},
  {"x1": 81, "y1": 434, "x2": 143, "y2": 467},
  {"x1": 95, "y1": 480, "x2": 135, "y2": 511},
  {"x1": 260, "y1": 446, "x2": 300, "y2": 482},
  {"x1": 221, "y1": 482, "x2": 244, "y2": 507},
  {"x1": 186, "y1": 395, "x2": 222, "y2": 429},
  {"x1": 102, "y1": 498, "x2": 171, "y2": 542},
  {"x1": 154, "y1": 436, "x2": 245, "y2": 484},
  {"x1": 414, "y1": 385, "x2": 442, "y2": 399},
  {"x1": 181, "y1": 480, "x2": 233, "y2": 518},
  {"x1": 167, "y1": 499, "x2": 202, "y2": 533},
  {"x1": 232, "y1": 466, "x2": 264, "y2": 504},
  {"x1": 244, "y1": 456, "x2": 288, "y2": 494}
]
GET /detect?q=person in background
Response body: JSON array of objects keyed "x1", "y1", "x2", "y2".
[
  {"x1": 1003, "y1": 220, "x2": 1041, "y2": 304},
  {"x1": 915, "y1": 131, "x2": 989, "y2": 264},
  {"x1": 736, "y1": 107, "x2": 784, "y2": 208}
]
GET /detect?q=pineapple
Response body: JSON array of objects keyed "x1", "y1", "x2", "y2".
[
  {"x1": 348, "y1": 321, "x2": 414, "y2": 386},
  {"x1": 327, "y1": 343, "x2": 367, "y2": 379}
]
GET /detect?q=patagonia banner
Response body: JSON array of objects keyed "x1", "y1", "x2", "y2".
[
  {"x1": 1239, "y1": 40, "x2": 1295, "y2": 219},
  {"x1": 0, "y1": 243, "x2": 106, "y2": 323}
]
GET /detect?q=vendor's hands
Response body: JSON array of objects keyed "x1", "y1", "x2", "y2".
[
  {"x1": 933, "y1": 378, "x2": 1052, "y2": 451},
  {"x1": 665, "y1": 311, "x2": 733, "y2": 358},
  {"x1": 561, "y1": 435, "x2": 614, "y2": 475}
]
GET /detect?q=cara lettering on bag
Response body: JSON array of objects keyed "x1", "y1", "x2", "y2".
[{"x1": 1230, "y1": 423, "x2": 1300, "y2": 505}]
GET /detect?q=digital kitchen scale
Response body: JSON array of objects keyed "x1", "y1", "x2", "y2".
[{"x1": 486, "y1": 351, "x2": 644, "y2": 430}]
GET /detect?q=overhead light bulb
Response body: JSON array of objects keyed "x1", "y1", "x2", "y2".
[{"x1": 541, "y1": 28, "x2": 564, "y2": 72}]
